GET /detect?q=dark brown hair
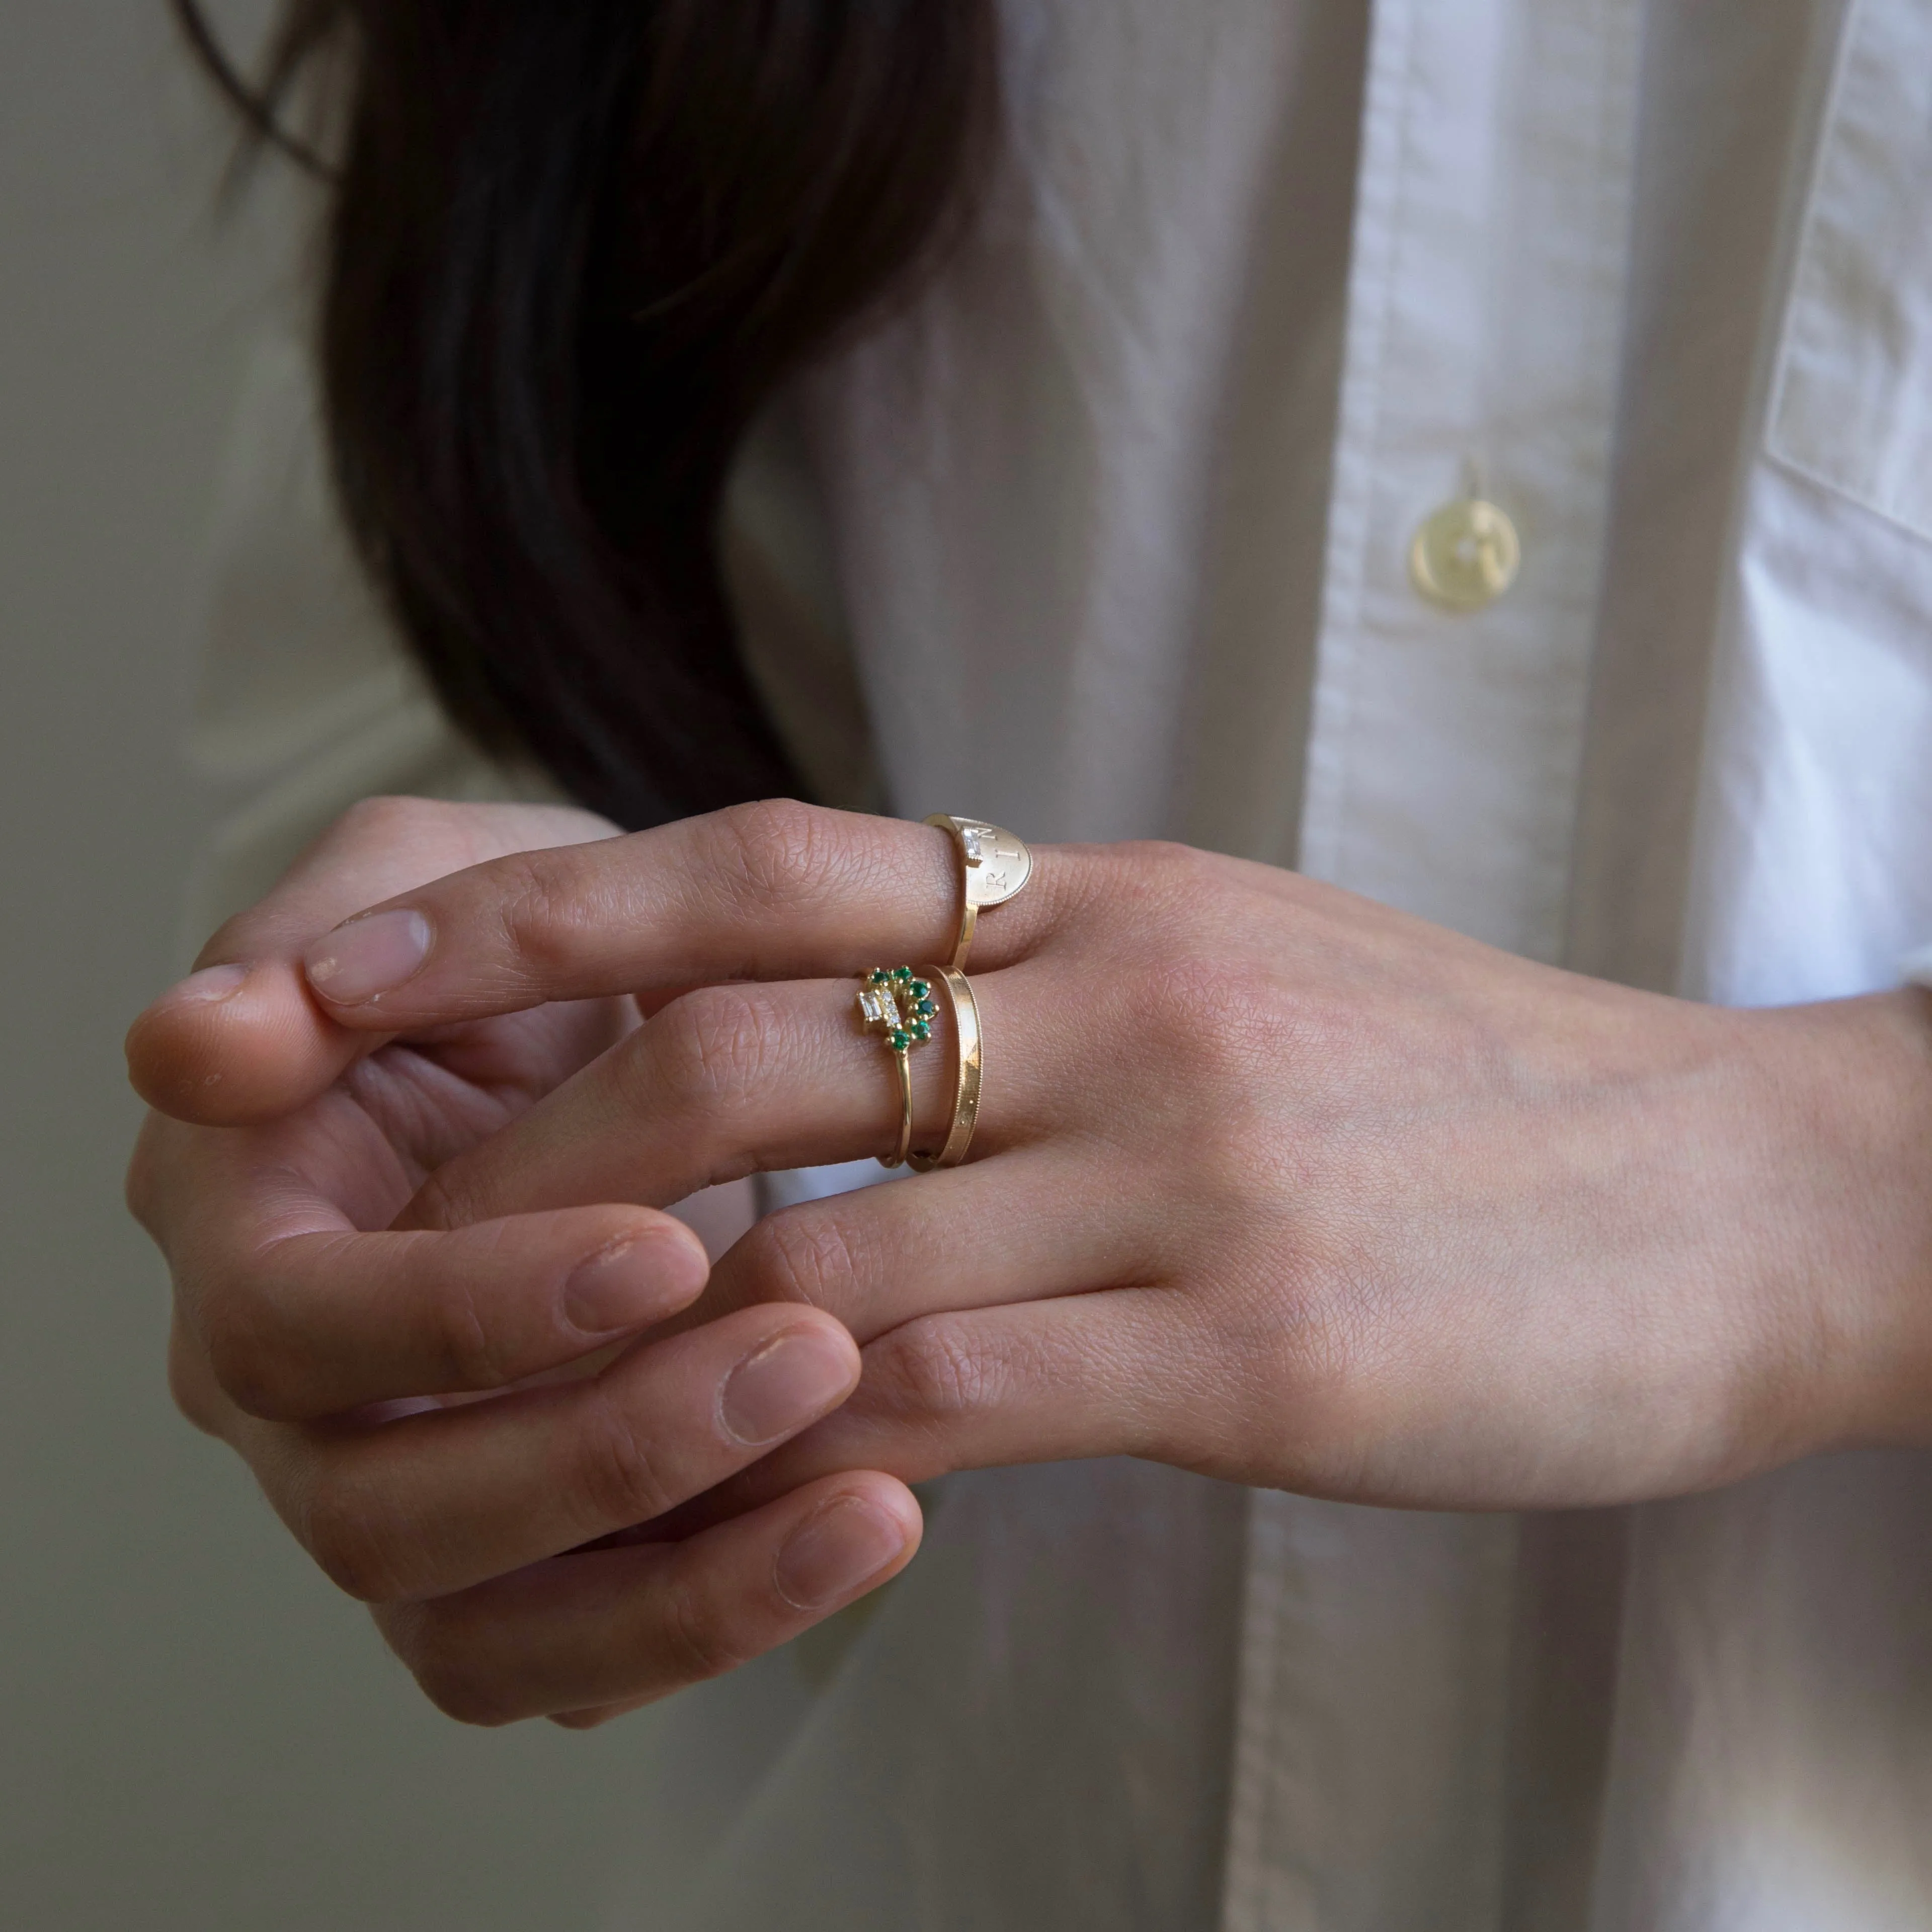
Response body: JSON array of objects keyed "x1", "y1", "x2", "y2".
[{"x1": 172, "y1": 2, "x2": 997, "y2": 828}]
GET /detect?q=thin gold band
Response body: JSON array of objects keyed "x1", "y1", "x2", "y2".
[
  {"x1": 950, "y1": 902, "x2": 977, "y2": 975},
  {"x1": 889, "y1": 1047, "x2": 914, "y2": 1169},
  {"x1": 856, "y1": 966, "x2": 936, "y2": 1170},
  {"x1": 908, "y1": 965, "x2": 982, "y2": 1172}
]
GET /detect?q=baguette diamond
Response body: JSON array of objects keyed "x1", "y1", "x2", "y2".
[{"x1": 858, "y1": 985, "x2": 902, "y2": 1030}]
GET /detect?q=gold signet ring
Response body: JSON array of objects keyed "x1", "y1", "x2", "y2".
[{"x1": 926, "y1": 815, "x2": 1033, "y2": 972}]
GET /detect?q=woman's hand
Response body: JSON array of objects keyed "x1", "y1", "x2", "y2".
[
  {"x1": 131, "y1": 794, "x2": 1932, "y2": 1729},
  {"x1": 125, "y1": 797, "x2": 921, "y2": 1728},
  {"x1": 289, "y1": 799, "x2": 1932, "y2": 1521}
]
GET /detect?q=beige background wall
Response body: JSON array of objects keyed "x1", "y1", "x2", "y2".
[{"x1": 0, "y1": 7, "x2": 647, "y2": 1924}]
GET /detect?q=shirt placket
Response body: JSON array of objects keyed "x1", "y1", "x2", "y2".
[{"x1": 1221, "y1": 2, "x2": 1645, "y2": 1928}]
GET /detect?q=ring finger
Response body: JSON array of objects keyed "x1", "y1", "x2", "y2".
[{"x1": 396, "y1": 960, "x2": 1088, "y2": 1232}]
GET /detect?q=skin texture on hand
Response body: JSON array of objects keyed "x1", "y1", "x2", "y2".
[{"x1": 127, "y1": 795, "x2": 1932, "y2": 1726}]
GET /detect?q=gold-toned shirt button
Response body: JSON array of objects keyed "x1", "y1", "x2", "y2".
[{"x1": 1408, "y1": 496, "x2": 1520, "y2": 612}]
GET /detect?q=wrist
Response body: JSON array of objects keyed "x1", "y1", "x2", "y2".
[{"x1": 1761, "y1": 988, "x2": 1932, "y2": 1453}]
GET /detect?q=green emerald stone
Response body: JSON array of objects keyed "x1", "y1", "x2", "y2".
[
  {"x1": 868, "y1": 968, "x2": 888, "y2": 984},
  {"x1": 892, "y1": 965, "x2": 912, "y2": 981},
  {"x1": 910, "y1": 979, "x2": 930, "y2": 997},
  {"x1": 916, "y1": 998, "x2": 935, "y2": 1016},
  {"x1": 911, "y1": 1021, "x2": 931, "y2": 1039},
  {"x1": 889, "y1": 1030, "x2": 910, "y2": 1050}
]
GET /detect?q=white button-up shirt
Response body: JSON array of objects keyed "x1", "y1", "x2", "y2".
[{"x1": 190, "y1": 2, "x2": 1932, "y2": 1925}]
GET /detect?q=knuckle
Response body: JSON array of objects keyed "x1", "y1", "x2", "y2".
[
  {"x1": 1116, "y1": 837, "x2": 1201, "y2": 879},
  {"x1": 1132, "y1": 954, "x2": 1284, "y2": 1091},
  {"x1": 123, "y1": 1130, "x2": 162, "y2": 1231},
  {"x1": 199, "y1": 1298, "x2": 298, "y2": 1422},
  {"x1": 1094, "y1": 839, "x2": 1209, "y2": 924},
  {"x1": 196, "y1": 1233, "x2": 358, "y2": 1421},
  {"x1": 297, "y1": 1469, "x2": 406, "y2": 1603},
  {"x1": 421, "y1": 1265, "x2": 508, "y2": 1391},
  {"x1": 549, "y1": 1706, "x2": 625, "y2": 1731},
  {"x1": 1221, "y1": 1235, "x2": 1380, "y2": 1449},
  {"x1": 862, "y1": 1314, "x2": 1012, "y2": 1430},
  {"x1": 646, "y1": 984, "x2": 786, "y2": 1115},
  {"x1": 491, "y1": 848, "x2": 603, "y2": 983},
  {"x1": 394, "y1": 1607, "x2": 519, "y2": 1728},
  {"x1": 734, "y1": 1208, "x2": 863, "y2": 1317},
  {"x1": 660, "y1": 1570, "x2": 756, "y2": 1684},
  {"x1": 571, "y1": 1383, "x2": 678, "y2": 1527},
  {"x1": 166, "y1": 1320, "x2": 226, "y2": 1436},
  {"x1": 336, "y1": 793, "x2": 451, "y2": 846},
  {"x1": 704, "y1": 798, "x2": 841, "y2": 915}
]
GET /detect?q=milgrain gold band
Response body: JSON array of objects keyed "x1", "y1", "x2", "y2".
[
  {"x1": 925, "y1": 815, "x2": 1033, "y2": 972},
  {"x1": 908, "y1": 965, "x2": 983, "y2": 1173}
]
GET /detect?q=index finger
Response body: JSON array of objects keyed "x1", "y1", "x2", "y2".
[{"x1": 298, "y1": 800, "x2": 1068, "y2": 1030}]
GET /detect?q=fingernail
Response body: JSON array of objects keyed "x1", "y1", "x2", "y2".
[
  {"x1": 303, "y1": 909, "x2": 433, "y2": 1005},
  {"x1": 774, "y1": 1498, "x2": 909, "y2": 1611},
  {"x1": 719, "y1": 1326, "x2": 854, "y2": 1447},
  {"x1": 564, "y1": 1233, "x2": 706, "y2": 1335},
  {"x1": 169, "y1": 962, "x2": 249, "y2": 1005}
]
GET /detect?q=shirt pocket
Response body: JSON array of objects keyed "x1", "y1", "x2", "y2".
[{"x1": 1767, "y1": 0, "x2": 1932, "y2": 543}]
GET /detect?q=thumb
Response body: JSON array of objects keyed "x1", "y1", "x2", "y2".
[{"x1": 126, "y1": 796, "x2": 615, "y2": 1125}]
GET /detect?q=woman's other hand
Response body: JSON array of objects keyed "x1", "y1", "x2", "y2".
[{"x1": 125, "y1": 797, "x2": 919, "y2": 1728}]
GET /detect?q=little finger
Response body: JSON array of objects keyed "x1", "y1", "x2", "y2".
[{"x1": 661, "y1": 1286, "x2": 1243, "y2": 1531}]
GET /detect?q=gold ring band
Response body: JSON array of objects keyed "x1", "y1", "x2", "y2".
[
  {"x1": 888, "y1": 1048, "x2": 914, "y2": 1170},
  {"x1": 908, "y1": 965, "x2": 982, "y2": 1172},
  {"x1": 925, "y1": 815, "x2": 1033, "y2": 971},
  {"x1": 856, "y1": 966, "x2": 936, "y2": 1169}
]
